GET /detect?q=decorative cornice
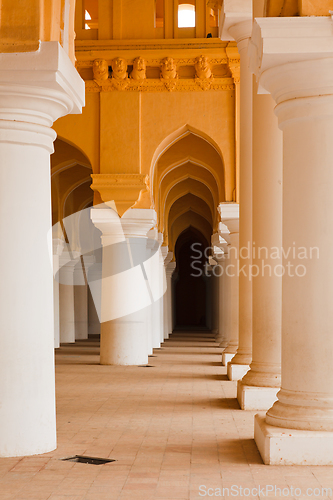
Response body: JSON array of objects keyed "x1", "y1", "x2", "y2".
[
  {"x1": 86, "y1": 77, "x2": 234, "y2": 93},
  {"x1": 77, "y1": 56, "x2": 228, "y2": 69},
  {"x1": 77, "y1": 44, "x2": 240, "y2": 90},
  {"x1": 75, "y1": 38, "x2": 229, "y2": 54}
]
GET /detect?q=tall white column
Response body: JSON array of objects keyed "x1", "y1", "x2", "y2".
[
  {"x1": 74, "y1": 256, "x2": 95, "y2": 340},
  {"x1": 166, "y1": 260, "x2": 176, "y2": 336},
  {"x1": 146, "y1": 230, "x2": 159, "y2": 353},
  {"x1": 158, "y1": 233, "x2": 166, "y2": 344},
  {"x1": 91, "y1": 208, "x2": 156, "y2": 365},
  {"x1": 250, "y1": 16, "x2": 333, "y2": 465},
  {"x1": 211, "y1": 233, "x2": 224, "y2": 343},
  {"x1": 221, "y1": 0, "x2": 253, "y2": 378},
  {"x1": 219, "y1": 252, "x2": 230, "y2": 350},
  {"x1": 208, "y1": 257, "x2": 219, "y2": 337},
  {"x1": 162, "y1": 250, "x2": 173, "y2": 339},
  {"x1": 88, "y1": 261, "x2": 102, "y2": 337},
  {"x1": 238, "y1": 89, "x2": 283, "y2": 410},
  {"x1": 59, "y1": 252, "x2": 79, "y2": 344},
  {"x1": 0, "y1": 42, "x2": 84, "y2": 457},
  {"x1": 53, "y1": 238, "x2": 65, "y2": 349},
  {"x1": 218, "y1": 204, "x2": 239, "y2": 367}
]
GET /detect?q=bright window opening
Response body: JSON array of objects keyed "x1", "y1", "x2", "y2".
[
  {"x1": 85, "y1": 10, "x2": 91, "y2": 30},
  {"x1": 178, "y1": 4, "x2": 195, "y2": 28},
  {"x1": 83, "y1": 0, "x2": 98, "y2": 30}
]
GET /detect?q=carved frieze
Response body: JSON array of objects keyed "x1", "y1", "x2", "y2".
[{"x1": 86, "y1": 55, "x2": 234, "y2": 92}]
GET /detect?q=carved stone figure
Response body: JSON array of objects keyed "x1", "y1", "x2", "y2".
[
  {"x1": 111, "y1": 57, "x2": 128, "y2": 80},
  {"x1": 111, "y1": 57, "x2": 129, "y2": 90},
  {"x1": 160, "y1": 57, "x2": 178, "y2": 80},
  {"x1": 93, "y1": 59, "x2": 109, "y2": 84},
  {"x1": 195, "y1": 55, "x2": 212, "y2": 80},
  {"x1": 131, "y1": 57, "x2": 146, "y2": 80}
]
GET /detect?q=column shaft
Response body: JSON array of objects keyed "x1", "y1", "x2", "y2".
[
  {"x1": 230, "y1": 32, "x2": 253, "y2": 368},
  {"x1": 239, "y1": 90, "x2": 282, "y2": 409},
  {"x1": 91, "y1": 208, "x2": 156, "y2": 365},
  {"x1": 0, "y1": 42, "x2": 84, "y2": 457},
  {"x1": 250, "y1": 17, "x2": 333, "y2": 465}
]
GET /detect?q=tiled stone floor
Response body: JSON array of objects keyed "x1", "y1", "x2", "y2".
[{"x1": 0, "y1": 331, "x2": 333, "y2": 500}]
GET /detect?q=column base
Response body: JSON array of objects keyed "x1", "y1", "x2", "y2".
[
  {"x1": 227, "y1": 363, "x2": 250, "y2": 381},
  {"x1": 255, "y1": 414, "x2": 333, "y2": 465},
  {"x1": 100, "y1": 319, "x2": 148, "y2": 366},
  {"x1": 222, "y1": 352, "x2": 234, "y2": 366},
  {"x1": 237, "y1": 380, "x2": 279, "y2": 410}
]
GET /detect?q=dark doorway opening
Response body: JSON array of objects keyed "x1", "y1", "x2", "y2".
[{"x1": 174, "y1": 227, "x2": 211, "y2": 329}]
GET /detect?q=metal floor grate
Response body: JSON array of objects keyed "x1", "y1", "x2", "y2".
[{"x1": 61, "y1": 455, "x2": 116, "y2": 465}]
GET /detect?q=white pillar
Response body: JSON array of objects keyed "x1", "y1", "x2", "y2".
[
  {"x1": 91, "y1": 208, "x2": 156, "y2": 365},
  {"x1": 74, "y1": 256, "x2": 95, "y2": 340},
  {"x1": 238, "y1": 90, "x2": 283, "y2": 410},
  {"x1": 250, "y1": 16, "x2": 333, "y2": 465},
  {"x1": 88, "y1": 261, "x2": 102, "y2": 337},
  {"x1": 146, "y1": 230, "x2": 158, "y2": 354},
  {"x1": 211, "y1": 233, "x2": 224, "y2": 342},
  {"x1": 166, "y1": 260, "x2": 176, "y2": 335},
  {"x1": 218, "y1": 204, "x2": 240, "y2": 368},
  {"x1": 59, "y1": 252, "x2": 79, "y2": 344},
  {"x1": 216, "y1": 251, "x2": 229, "y2": 348},
  {"x1": 0, "y1": 42, "x2": 84, "y2": 457},
  {"x1": 53, "y1": 238, "x2": 65, "y2": 349},
  {"x1": 158, "y1": 233, "x2": 166, "y2": 345},
  {"x1": 208, "y1": 257, "x2": 219, "y2": 337},
  {"x1": 162, "y1": 249, "x2": 173, "y2": 339},
  {"x1": 221, "y1": 0, "x2": 253, "y2": 377},
  {"x1": 147, "y1": 231, "x2": 164, "y2": 350}
]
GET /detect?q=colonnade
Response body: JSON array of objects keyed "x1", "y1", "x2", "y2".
[
  {"x1": 53, "y1": 207, "x2": 177, "y2": 365},
  {"x1": 209, "y1": 1, "x2": 333, "y2": 465},
  {"x1": 1, "y1": 4, "x2": 333, "y2": 468}
]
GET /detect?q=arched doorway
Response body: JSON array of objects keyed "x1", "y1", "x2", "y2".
[{"x1": 174, "y1": 227, "x2": 211, "y2": 329}]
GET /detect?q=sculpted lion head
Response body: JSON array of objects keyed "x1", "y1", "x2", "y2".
[
  {"x1": 161, "y1": 57, "x2": 177, "y2": 80},
  {"x1": 131, "y1": 57, "x2": 146, "y2": 80},
  {"x1": 93, "y1": 59, "x2": 109, "y2": 81},
  {"x1": 195, "y1": 56, "x2": 212, "y2": 79},
  {"x1": 112, "y1": 57, "x2": 128, "y2": 80}
]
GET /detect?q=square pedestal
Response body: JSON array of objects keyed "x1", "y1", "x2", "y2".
[
  {"x1": 227, "y1": 363, "x2": 249, "y2": 381},
  {"x1": 255, "y1": 414, "x2": 333, "y2": 465},
  {"x1": 237, "y1": 381, "x2": 279, "y2": 410},
  {"x1": 222, "y1": 352, "x2": 234, "y2": 366}
]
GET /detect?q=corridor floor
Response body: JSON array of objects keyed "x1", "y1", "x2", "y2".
[{"x1": 0, "y1": 331, "x2": 332, "y2": 500}]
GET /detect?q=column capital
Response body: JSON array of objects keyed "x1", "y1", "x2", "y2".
[
  {"x1": 249, "y1": 17, "x2": 333, "y2": 104},
  {"x1": 0, "y1": 41, "x2": 84, "y2": 152},
  {"x1": 211, "y1": 232, "x2": 226, "y2": 259},
  {"x1": 164, "y1": 251, "x2": 173, "y2": 266},
  {"x1": 91, "y1": 207, "x2": 157, "y2": 243},
  {"x1": 166, "y1": 261, "x2": 176, "y2": 277},
  {"x1": 161, "y1": 245, "x2": 169, "y2": 260},
  {"x1": 218, "y1": 203, "x2": 239, "y2": 235},
  {"x1": 219, "y1": 0, "x2": 252, "y2": 46}
]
